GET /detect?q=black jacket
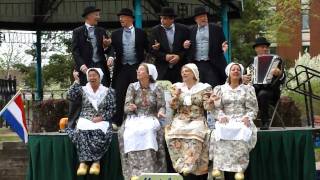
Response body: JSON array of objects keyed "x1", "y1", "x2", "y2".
[
  {"x1": 109, "y1": 27, "x2": 149, "y2": 85},
  {"x1": 187, "y1": 23, "x2": 227, "y2": 80},
  {"x1": 150, "y1": 23, "x2": 190, "y2": 79},
  {"x1": 72, "y1": 25, "x2": 109, "y2": 71}
]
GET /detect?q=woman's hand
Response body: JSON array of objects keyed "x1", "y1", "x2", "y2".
[
  {"x1": 173, "y1": 88, "x2": 182, "y2": 98},
  {"x1": 243, "y1": 74, "x2": 252, "y2": 85},
  {"x1": 157, "y1": 111, "x2": 166, "y2": 119},
  {"x1": 208, "y1": 92, "x2": 220, "y2": 104},
  {"x1": 73, "y1": 70, "x2": 80, "y2": 83},
  {"x1": 242, "y1": 117, "x2": 250, "y2": 127},
  {"x1": 219, "y1": 117, "x2": 228, "y2": 124},
  {"x1": 92, "y1": 116, "x2": 103, "y2": 123},
  {"x1": 128, "y1": 103, "x2": 137, "y2": 112}
]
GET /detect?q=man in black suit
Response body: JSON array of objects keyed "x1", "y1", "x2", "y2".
[
  {"x1": 107, "y1": 8, "x2": 149, "y2": 126},
  {"x1": 68, "y1": 6, "x2": 111, "y2": 129},
  {"x1": 184, "y1": 6, "x2": 228, "y2": 87},
  {"x1": 243, "y1": 37, "x2": 285, "y2": 130},
  {"x1": 72, "y1": 6, "x2": 111, "y2": 86},
  {"x1": 150, "y1": 7, "x2": 189, "y2": 83}
]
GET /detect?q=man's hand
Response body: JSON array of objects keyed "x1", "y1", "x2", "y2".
[
  {"x1": 169, "y1": 54, "x2": 180, "y2": 65},
  {"x1": 107, "y1": 57, "x2": 114, "y2": 67},
  {"x1": 128, "y1": 103, "x2": 137, "y2": 112},
  {"x1": 271, "y1": 68, "x2": 281, "y2": 77},
  {"x1": 102, "y1": 35, "x2": 112, "y2": 49},
  {"x1": 152, "y1": 40, "x2": 160, "y2": 50},
  {"x1": 243, "y1": 74, "x2": 252, "y2": 85},
  {"x1": 92, "y1": 116, "x2": 103, "y2": 123},
  {"x1": 222, "y1": 41, "x2": 228, "y2": 53},
  {"x1": 183, "y1": 40, "x2": 191, "y2": 49},
  {"x1": 166, "y1": 54, "x2": 174, "y2": 62},
  {"x1": 80, "y1": 64, "x2": 88, "y2": 74}
]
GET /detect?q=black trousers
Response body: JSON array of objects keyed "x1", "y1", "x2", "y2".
[
  {"x1": 255, "y1": 86, "x2": 280, "y2": 124},
  {"x1": 160, "y1": 66, "x2": 182, "y2": 84},
  {"x1": 112, "y1": 64, "x2": 138, "y2": 126},
  {"x1": 194, "y1": 61, "x2": 225, "y2": 88}
]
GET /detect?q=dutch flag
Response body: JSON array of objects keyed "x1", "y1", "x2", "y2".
[{"x1": 0, "y1": 90, "x2": 28, "y2": 143}]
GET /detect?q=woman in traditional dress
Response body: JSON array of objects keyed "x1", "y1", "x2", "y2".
[
  {"x1": 118, "y1": 63, "x2": 167, "y2": 180},
  {"x1": 165, "y1": 63, "x2": 212, "y2": 180},
  {"x1": 209, "y1": 63, "x2": 258, "y2": 180},
  {"x1": 66, "y1": 68, "x2": 116, "y2": 176}
]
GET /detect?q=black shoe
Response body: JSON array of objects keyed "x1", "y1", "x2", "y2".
[{"x1": 260, "y1": 122, "x2": 269, "y2": 130}]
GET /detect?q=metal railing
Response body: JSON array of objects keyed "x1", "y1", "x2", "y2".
[
  {"x1": 0, "y1": 76, "x2": 17, "y2": 128},
  {"x1": 286, "y1": 65, "x2": 320, "y2": 127}
]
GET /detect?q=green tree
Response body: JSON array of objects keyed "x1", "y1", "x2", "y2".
[
  {"x1": 230, "y1": 0, "x2": 304, "y2": 65},
  {"x1": 13, "y1": 63, "x2": 36, "y2": 88},
  {"x1": 43, "y1": 53, "x2": 74, "y2": 89}
]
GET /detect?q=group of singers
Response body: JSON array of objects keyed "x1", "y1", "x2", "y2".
[{"x1": 65, "y1": 5, "x2": 285, "y2": 180}]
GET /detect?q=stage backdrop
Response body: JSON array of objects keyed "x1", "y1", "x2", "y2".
[{"x1": 26, "y1": 130, "x2": 316, "y2": 180}]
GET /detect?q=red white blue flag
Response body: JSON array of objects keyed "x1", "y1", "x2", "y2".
[{"x1": 0, "y1": 91, "x2": 28, "y2": 143}]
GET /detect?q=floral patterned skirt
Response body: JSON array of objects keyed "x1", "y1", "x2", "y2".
[
  {"x1": 118, "y1": 124, "x2": 167, "y2": 180},
  {"x1": 209, "y1": 127, "x2": 257, "y2": 172},
  {"x1": 165, "y1": 136, "x2": 209, "y2": 176},
  {"x1": 66, "y1": 128, "x2": 113, "y2": 162}
]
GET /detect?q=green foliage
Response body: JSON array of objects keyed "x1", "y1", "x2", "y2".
[
  {"x1": 230, "y1": 0, "x2": 266, "y2": 65},
  {"x1": 230, "y1": 0, "x2": 305, "y2": 65},
  {"x1": 283, "y1": 53, "x2": 320, "y2": 117},
  {"x1": 13, "y1": 63, "x2": 36, "y2": 88},
  {"x1": 31, "y1": 99, "x2": 68, "y2": 132},
  {"x1": 43, "y1": 54, "x2": 74, "y2": 89}
]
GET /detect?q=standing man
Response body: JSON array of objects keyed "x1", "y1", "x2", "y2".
[
  {"x1": 150, "y1": 7, "x2": 189, "y2": 83},
  {"x1": 184, "y1": 6, "x2": 228, "y2": 87},
  {"x1": 69, "y1": 6, "x2": 111, "y2": 129},
  {"x1": 243, "y1": 37, "x2": 285, "y2": 130},
  {"x1": 107, "y1": 8, "x2": 149, "y2": 127},
  {"x1": 72, "y1": 5, "x2": 111, "y2": 86}
]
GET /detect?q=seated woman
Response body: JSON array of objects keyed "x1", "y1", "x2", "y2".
[
  {"x1": 209, "y1": 63, "x2": 258, "y2": 180},
  {"x1": 66, "y1": 68, "x2": 116, "y2": 176},
  {"x1": 118, "y1": 63, "x2": 167, "y2": 180},
  {"x1": 165, "y1": 63, "x2": 212, "y2": 180}
]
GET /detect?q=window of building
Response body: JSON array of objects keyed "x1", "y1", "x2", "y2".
[
  {"x1": 302, "y1": 9, "x2": 310, "y2": 30},
  {"x1": 301, "y1": 0, "x2": 310, "y2": 30}
]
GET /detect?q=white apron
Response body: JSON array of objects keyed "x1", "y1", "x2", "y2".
[
  {"x1": 76, "y1": 117, "x2": 110, "y2": 134},
  {"x1": 123, "y1": 115, "x2": 161, "y2": 153},
  {"x1": 214, "y1": 121, "x2": 252, "y2": 142}
]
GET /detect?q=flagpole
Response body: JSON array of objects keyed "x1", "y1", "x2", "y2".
[{"x1": 0, "y1": 89, "x2": 23, "y2": 116}]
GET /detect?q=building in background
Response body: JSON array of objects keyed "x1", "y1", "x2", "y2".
[{"x1": 277, "y1": 0, "x2": 320, "y2": 61}]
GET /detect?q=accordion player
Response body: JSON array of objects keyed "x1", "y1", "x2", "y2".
[
  {"x1": 244, "y1": 54, "x2": 285, "y2": 130},
  {"x1": 246, "y1": 54, "x2": 283, "y2": 86}
]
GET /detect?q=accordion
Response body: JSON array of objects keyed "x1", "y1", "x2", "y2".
[{"x1": 246, "y1": 55, "x2": 281, "y2": 85}]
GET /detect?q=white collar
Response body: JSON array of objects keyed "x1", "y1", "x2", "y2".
[
  {"x1": 124, "y1": 25, "x2": 134, "y2": 32},
  {"x1": 82, "y1": 83, "x2": 108, "y2": 111},
  {"x1": 222, "y1": 83, "x2": 244, "y2": 92},
  {"x1": 197, "y1": 24, "x2": 208, "y2": 30},
  {"x1": 174, "y1": 82, "x2": 211, "y2": 95},
  {"x1": 174, "y1": 82, "x2": 211, "y2": 106},
  {"x1": 161, "y1": 23, "x2": 175, "y2": 31},
  {"x1": 85, "y1": 23, "x2": 95, "y2": 30},
  {"x1": 133, "y1": 82, "x2": 157, "y2": 91}
]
